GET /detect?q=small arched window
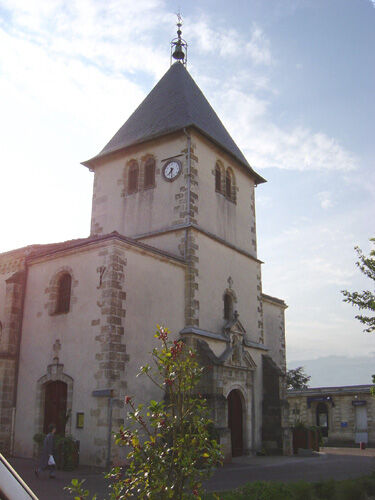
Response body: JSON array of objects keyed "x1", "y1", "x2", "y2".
[
  {"x1": 144, "y1": 158, "x2": 155, "y2": 189},
  {"x1": 215, "y1": 163, "x2": 222, "y2": 192},
  {"x1": 128, "y1": 161, "x2": 139, "y2": 194},
  {"x1": 224, "y1": 293, "x2": 233, "y2": 321},
  {"x1": 55, "y1": 273, "x2": 72, "y2": 314}
]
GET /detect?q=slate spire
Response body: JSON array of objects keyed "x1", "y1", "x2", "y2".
[{"x1": 83, "y1": 62, "x2": 265, "y2": 184}]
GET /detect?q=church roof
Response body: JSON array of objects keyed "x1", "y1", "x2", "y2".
[
  {"x1": 83, "y1": 62, "x2": 265, "y2": 184},
  {"x1": 0, "y1": 232, "x2": 185, "y2": 265}
]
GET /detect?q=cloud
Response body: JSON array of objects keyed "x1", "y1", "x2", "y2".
[
  {"x1": 245, "y1": 24, "x2": 272, "y2": 65},
  {"x1": 187, "y1": 19, "x2": 272, "y2": 65},
  {"x1": 317, "y1": 191, "x2": 334, "y2": 209},
  {"x1": 0, "y1": 0, "x2": 171, "y2": 79},
  {"x1": 299, "y1": 256, "x2": 354, "y2": 286},
  {"x1": 288, "y1": 355, "x2": 375, "y2": 386},
  {"x1": 215, "y1": 88, "x2": 358, "y2": 172}
]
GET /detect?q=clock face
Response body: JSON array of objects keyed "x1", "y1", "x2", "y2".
[{"x1": 163, "y1": 160, "x2": 182, "y2": 181}]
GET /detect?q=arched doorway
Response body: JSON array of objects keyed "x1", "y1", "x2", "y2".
[
  {"x1": 43, "y1": 381, "x2": 67, "y2": 435},
  {"x1": 228, "y1": 390, "x2": 243, "y2": 457},
  {"x1": 316, "y1": 402, "x2": 329, "y2": 437}
]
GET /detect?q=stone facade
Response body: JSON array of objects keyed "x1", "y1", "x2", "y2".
[
  {"x1": 0, "y1": 63, "x2": 288, "y2": 465},
  {"x1": 0, "y1": 258, "x2": 26, "y2": 455},
  {"x1": 287, "y1": 385, "x2": 375, "y2": 447}
]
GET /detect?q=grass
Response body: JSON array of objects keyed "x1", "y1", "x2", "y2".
[{"x1": 203, "y1": 472, "x2": 375, "y2": 499}]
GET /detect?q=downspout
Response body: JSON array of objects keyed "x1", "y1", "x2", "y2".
[{"x1": 11, "y1": 259, "x2": 28, "y2": 456}]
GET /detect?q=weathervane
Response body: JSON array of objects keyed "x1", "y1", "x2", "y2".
[{"x1": 170, "y1": 12, "x2": 188, "y2": 66}]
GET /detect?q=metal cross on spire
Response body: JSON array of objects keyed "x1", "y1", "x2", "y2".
[{"x1": 170, "y1": 12, "x2": 188, "y2": 66}]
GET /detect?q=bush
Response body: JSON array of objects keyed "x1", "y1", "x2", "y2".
[
  {"x1": 290, "y1": 481, "x2": 314, "y2": 500},
  {"x1": 34, "y1": 432, "x2": 78, "y2": 470},
  {"x1": 204, "y1": 474, "x2": 375, "y2": 500},
  {"x1": 360, "y1": 472, "x2": 375, "y2": 495},
  {"x1": 313, "y1": 479, "x2": 336, "y2": 499},
  {"x1": 336, "y1": 479, "x2": 366, "y2": 500}
]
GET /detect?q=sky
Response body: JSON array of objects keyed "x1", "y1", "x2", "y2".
[{"x1": 0, "y1": 0, "x2": 374, "y2": 386}]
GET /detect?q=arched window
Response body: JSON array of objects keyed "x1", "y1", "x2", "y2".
[
  {"x1": 224, "y1": 292, "x2": 233, "y2": 321},
  {"x1": 226, "y1": 169, "x2": 232, "y2": 199},
  {"x1": 55, "y1": 273, "x2": 72, "y2": 314},
  {"x1": 225, "y1": 168, "x2": 236, "y2": 202},
  {"x1": 215, "y1": 163, "x2": 222, "y2": 192},
  {"x1": 128, "y1": 161, "x2": 139, "y2": 194},
  {"x1": 144, "y1": 158, "x2": 155, "y2": 189}
]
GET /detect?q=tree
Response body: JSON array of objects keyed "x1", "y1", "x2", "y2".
[
  {"x1": 286, "y1": 366, "x2": 311, "y2": 390},
  {"x1": 341, "y1": 237, "x2": 375, "y2": 333},
  {"x1": 66, "y1": 325, "x2": 222, "y2": 499}
]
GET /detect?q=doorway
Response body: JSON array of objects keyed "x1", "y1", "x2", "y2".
[
  {"x1": 228, "y1": 390, "x2": 243, "y2": 457},
  {"x1": 316, "y1": 402, "x2": 329, "y2": 437},
  {"x1": 43, "y1": 381, "x2": 67, "y2": 435},
  {"x1": 355, "y1": 405, "x2": 368, "y2": 444}
]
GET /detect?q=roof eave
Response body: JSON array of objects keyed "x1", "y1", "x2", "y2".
[{"x1": 81, "y1": 125, "x2": 266, "y2": 185}]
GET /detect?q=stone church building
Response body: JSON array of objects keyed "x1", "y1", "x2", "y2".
[{"x1": 0, "y1": 43, "x2": 288, "y2": 465}]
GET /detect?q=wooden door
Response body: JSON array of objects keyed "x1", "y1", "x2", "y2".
[
  {"x1": 43, "y1": 381, "x2": 67, "y2": 435},
  {"x1": 228, "y1": 390, "x2": 243, "y2": 457}
]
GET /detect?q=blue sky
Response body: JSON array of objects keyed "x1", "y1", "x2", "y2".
[{"x1": 0, "y1": 0, "x2": 374, "y2": 385}]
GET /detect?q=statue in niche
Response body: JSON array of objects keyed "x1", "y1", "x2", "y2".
[{"x1": 231, "y1": 334, "x2": 242, "y2": 366}]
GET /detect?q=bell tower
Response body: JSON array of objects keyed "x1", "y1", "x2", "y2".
[{"x1": 82, "y1": 21, "x2": 265, "y2": 332}]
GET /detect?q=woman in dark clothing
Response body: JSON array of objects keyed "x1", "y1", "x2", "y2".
[{"x1": 35, "y1": 423, "x2": 56, "y2": 478}]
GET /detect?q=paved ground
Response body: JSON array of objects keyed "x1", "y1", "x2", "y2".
[{"x1": 8, "y1": 448, "x2": 375, "y2": 500}]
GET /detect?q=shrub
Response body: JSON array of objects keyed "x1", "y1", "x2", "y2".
[
  {"x1": 336, "y1": 478, "x2": 366, "y2": 500},
  {"x1": 313, "y1": 479, "x2": 336, "y2": 499}
]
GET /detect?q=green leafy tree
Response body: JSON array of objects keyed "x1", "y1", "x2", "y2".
[
  {"x1": 341, "y1": 237, "x2": 375, "y2": 333},
  {"x1": 286, "y1": 366, "x2": 311, "y2": 390},
  {"x1": 66, "y1": 325, "x2": 222, "y2": 499}
]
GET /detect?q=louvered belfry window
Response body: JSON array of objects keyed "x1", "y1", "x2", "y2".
[
  {"x1": 144, "y1": 158, "x2": 155, "y2": 189},
  {"x1": 215, "y1": 163, "x2": 221, "y2": 192},
  {"x1": 226, "y1": 170, "x2": 232, "y2": 199},
  {"x1": 55, "y1": 273, "x2": 72, "y2": 314},
  {"x1": 128, "y1": 161, "x2": 139, "y2": 194}
]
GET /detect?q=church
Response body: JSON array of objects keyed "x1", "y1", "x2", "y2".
[{"x1": 0, "y1": 26, "x2": 288, "y2": 465}]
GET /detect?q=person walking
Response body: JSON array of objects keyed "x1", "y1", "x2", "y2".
[{"x1": 35, "y1": 423, "x2": 57, "y2": 479}]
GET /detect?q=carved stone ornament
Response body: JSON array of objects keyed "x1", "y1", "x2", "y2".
[{"x1": 222, "y1": 312, "x2": 256, "y2": 370}]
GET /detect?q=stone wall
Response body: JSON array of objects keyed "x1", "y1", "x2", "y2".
[
  {"x1": 12, "y1": 237, "x2": 185, "y2": 465},
  {"x1": 0, "y1": 257, "x2": 26, "y2": 455}
]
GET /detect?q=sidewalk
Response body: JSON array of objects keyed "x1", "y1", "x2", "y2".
[
  {"x1": 8, "y1": 449, "x2": 375, "y2": 500},
  {"x1": 321, "y1": 446, "x2": 375, "y2": 457},
  {"x1": 9, "y1": 457, "x2": 109, "y2": 500}
]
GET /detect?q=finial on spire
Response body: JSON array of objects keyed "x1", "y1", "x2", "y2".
[{"x1": 170, "y1": 12, "x2": 188, "y2": 66}]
